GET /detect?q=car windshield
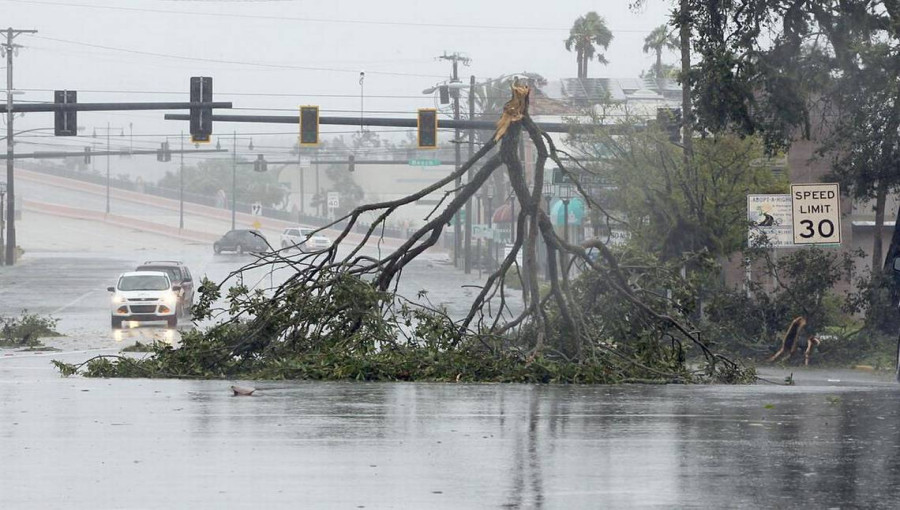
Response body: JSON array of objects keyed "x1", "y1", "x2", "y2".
[
  {"x1": 140, "y1": 267, "x2": 181, "y2": 282},
  {"x1": 118, "y1": 275, "x2": 170, "y2": 291}
]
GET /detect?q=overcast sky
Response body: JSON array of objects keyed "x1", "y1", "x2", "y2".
[{"x1": 3, "y1": 0, "x2": 675, "y2": 157}]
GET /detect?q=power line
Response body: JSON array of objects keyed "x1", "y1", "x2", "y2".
[
  {"x1": 5, "y1": 87, "x2": 519, "y2": 101},
  {"x1": 31, "y1": 36, "x2": 447, "y2": 79},
  {"x1": 3, "y1": 0, "x2": 653, "y2": 33}
]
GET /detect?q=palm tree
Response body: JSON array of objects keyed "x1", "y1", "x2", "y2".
[
  {"x1": 642, "y1": 25, "x2": 679, "y2": 90},
  {"x1": 564, "y1": 12, "x2": 613, "y2": 79}
]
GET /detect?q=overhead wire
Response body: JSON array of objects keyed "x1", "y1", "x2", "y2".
[
  {"x1": 30, "y1": 35, "x2": 448, "y2": 79},
  {"x1": 2, "y1": 0, "x2": 653, "y2": 33}
]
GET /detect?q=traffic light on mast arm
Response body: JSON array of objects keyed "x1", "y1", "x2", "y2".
[
  {"x1": 417, "y1": 108, "x2": 438, "y2": 149},
  {"x1": 156, "y1": 141, "x2": 171, "y2": 162},
  {"x1": 299, "y1": 105, "x2": 319, "y2": 146},
  {"x1": 189, "y1": 76, "x2": 213, "y2": 144},
  {"x1": 54, "y1": 90, "x2": 77, "y2": 136},
  {"x1": 253, "y1": 154, "x2": 268, "y2": 173}
]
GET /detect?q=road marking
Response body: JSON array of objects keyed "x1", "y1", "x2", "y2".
[{"x1": 51, "y1": 290, "x2": 96, "y2": 316}]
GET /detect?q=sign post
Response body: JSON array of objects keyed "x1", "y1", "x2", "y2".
[{"x1": 791, "y1": 183, "x2": 841, "y2": 245}]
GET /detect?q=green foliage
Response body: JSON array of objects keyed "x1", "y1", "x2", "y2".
[
  {"x1": 52, "y1": 264, "x2": 753, "y2": 384},
  {"x1": 703, "y1": 246, "x2": 867, "y2": 362},
  {"x1": 157, "y1": 157, "x2": 289, "y2": 209},
  {"x1": 570, "y1": 123, "x2": 787, "y2": 260},
  {"x1": 565, "y1": 11, "x2": 614, "y2": 78},
  {"x1": 0, "y1": 311, "x2": 59, "y2": 348}
]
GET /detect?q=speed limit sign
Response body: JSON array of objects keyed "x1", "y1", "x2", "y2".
[{"x1": 791, "y1": 183, "x2": 841, "y2": 245}]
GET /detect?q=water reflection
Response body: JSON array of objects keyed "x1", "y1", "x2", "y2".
[
  {"x1": 4, "y1": 374, "x2": 900, "y2": 508},
  {"x1": 112, "y1": 325, "x2": 182, "y2": 347}
]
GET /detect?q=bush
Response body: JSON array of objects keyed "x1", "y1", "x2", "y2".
[{"x1": 0, "y1": 311, "x2": 60, "y2": 347}]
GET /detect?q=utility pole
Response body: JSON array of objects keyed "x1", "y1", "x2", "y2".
[
  {"x1": 3, "y1": 27, "x2": 37, "y2": 266},
  {"x1": 438, "y1": 51, "x2": 470, "y2": 269},
  {"x1": 106, "y1": 121, "x2": 110, "y2": 214},
  {"x1": 297, "y1": 148, "x2": 304, "y2": 221},
  {"x1": 465, "y1": 74, "x2": 475, "y2": 274},
  {"x1": 179, "y1": 131, "x2": 184, "y2": 230},
  {"x1": 232, "y1": 130, "x2": 237, "y2": 230}
]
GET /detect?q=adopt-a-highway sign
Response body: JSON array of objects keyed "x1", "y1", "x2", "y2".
[{"x1": 791, "y1": 183, "x2": 841, "y2": 245}]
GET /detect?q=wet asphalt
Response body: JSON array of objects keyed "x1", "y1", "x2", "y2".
[{"x1": 1, "y1": 193, "x2": 899, "y2": 508}]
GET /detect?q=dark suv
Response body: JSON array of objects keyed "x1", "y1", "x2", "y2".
[
  {"x1": 213, "y1": 229, "x2": 269, "y2": 254},
  {"x1": 135, "y1": 260, "x2": 195, "y2": 317}
]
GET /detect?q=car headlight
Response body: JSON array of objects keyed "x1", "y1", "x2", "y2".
[
  {"x1": 161, "y1": 291, "x2": 178, "y2": 305},
  {"x1": 112, "y1": 294, "x2": 126, "y2": 304}
]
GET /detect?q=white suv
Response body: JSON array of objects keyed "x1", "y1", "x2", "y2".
[
  {"x1": 108, "y1": 271, "x2": 180, "y2": 329},
  {"x1": 280, "y1": 227, "x2": 332, "y2": 252}
]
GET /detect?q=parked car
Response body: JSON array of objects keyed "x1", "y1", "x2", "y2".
[
  {"x1": 108, "y1": 271, "x2": 179, "y2": 329},
  {"x1": 134, "y1": 260, "x2": 194, "y2": 317},
  {"x1": 280, "y1": 227, "x2": 332, "y2": 252},
  {"x1": 213, "y1": 229, "x2": 269, "y2": 254}
]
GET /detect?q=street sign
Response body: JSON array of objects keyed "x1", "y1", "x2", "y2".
[
  {"x1": 251, "y1": 202, "x2": 263, "y2": 216},
  {"x1": 551, "y1": 167, "x2": 604, "y2": 186},
  {"x1": 408, "y1": 159, "x2": 441, "y2": 166},
  {"x1": 327, "y1": 191, "x2": 340, "y2": 209},
  {"x1": 748, "y1": 194, "x2": 793, "y2": 248},
  {"x1": 472, "y1": 224, "x2": 494, "y2": 240},
  {"x1": 791, "y1": 183, "x2": 841, "y2": 245}
]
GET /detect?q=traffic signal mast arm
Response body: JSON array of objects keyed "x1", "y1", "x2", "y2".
[
  {"x1": 0, "y1": 148, "x2": 226, "y2": 160},
  {"x1": 0, "y1": 101, "x2": 232, "y2": 113},
  {"x1": 163, "y1": 113, "x2": 619, "y2": 134}
]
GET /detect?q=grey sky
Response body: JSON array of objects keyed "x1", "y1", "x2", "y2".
[{"x1": 4, "y1": 0, "x2": 675, "y2": 154}]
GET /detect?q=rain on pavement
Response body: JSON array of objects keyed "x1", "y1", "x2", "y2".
[{"x1": 1, "y1": 168, "x2": 899, "y2": 509}]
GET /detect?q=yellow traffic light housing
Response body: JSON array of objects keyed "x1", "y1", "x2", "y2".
[
  {"x1": 299, "y1": 105, "x2": 320, "y2": 146},
  {"x1": 417, "y1": 108, "x2": 438, "y2": 149}
]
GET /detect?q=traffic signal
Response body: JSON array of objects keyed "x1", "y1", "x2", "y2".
[
  {"x1": 190, "y1": 76, "x2": 213, "y2": 144},
  {"x1": 83, "y1": 146, "x2": 91, "y2": 164},
  {"x1": 348, "y1": 154, "x2": 355, "y2": 172},
  {"x1": 157, "y1": 141, "x2": 171, "y2": 162},
  {"x1": 253, "y1": 154, "x2": 268, "y2": 173},
  {"x1": 299, "y1": 105, "x2": 319, "y2": 146},
  {"x1": 656, "y1": 107, "x2": 682, "y2": 143},
  {"x1": 54, "y1": 90, "x2": 77, "y2": 136},
  {"x1": 417, "y1": 108, "x2": 438, "y2": 149}
]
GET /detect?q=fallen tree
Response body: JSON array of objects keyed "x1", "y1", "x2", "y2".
[{"x1": 55, "y1": 82, "x2": 754, "y2": 384}]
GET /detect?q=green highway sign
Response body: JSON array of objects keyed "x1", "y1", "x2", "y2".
[{"x1": 409, "y1": 159, "x2": 442, "y2": 166}]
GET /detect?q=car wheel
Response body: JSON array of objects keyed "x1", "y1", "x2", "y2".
[
  {"x1": 111, "y1": 317, "x2": 123, "y2": 329},
  {"x1": 167, "y1": 316, "x2": 178, "y2": 328},
  {"x1": 214, "y1": 243, "x2": 222, "y2": 254}
]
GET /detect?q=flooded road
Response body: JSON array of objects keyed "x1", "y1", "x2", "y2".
[
  {"x1": 3, "y1": 204, "x2": 900, "y2": 508},
  {"x1": 2, "y1": 350, "x2": 900, "y2": 509}
]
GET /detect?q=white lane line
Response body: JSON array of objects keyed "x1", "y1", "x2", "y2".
[{"x1": 50, "y1": 290, "x2": 96, "y2": 316}]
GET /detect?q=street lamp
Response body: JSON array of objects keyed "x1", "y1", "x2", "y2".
[
  {"x1": 228, "y1": 133, "x2": 254, "y2": 230},
  {"x1": 542, "y1": 179, "x2": 554, "y2": 211},
  {"x1": 560, "y1": 184, "x2": 574, "y2": 273},
  {"x1": 93, "y1": 123, "x2": 125, "y2": 214},
  {"x1": 2, "y1": 124, "x2": 84, "y2": 265}
]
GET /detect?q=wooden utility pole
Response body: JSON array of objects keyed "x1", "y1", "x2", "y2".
[{"x1": 3, "y1": 27, "x2": 37, "y2": 265}]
